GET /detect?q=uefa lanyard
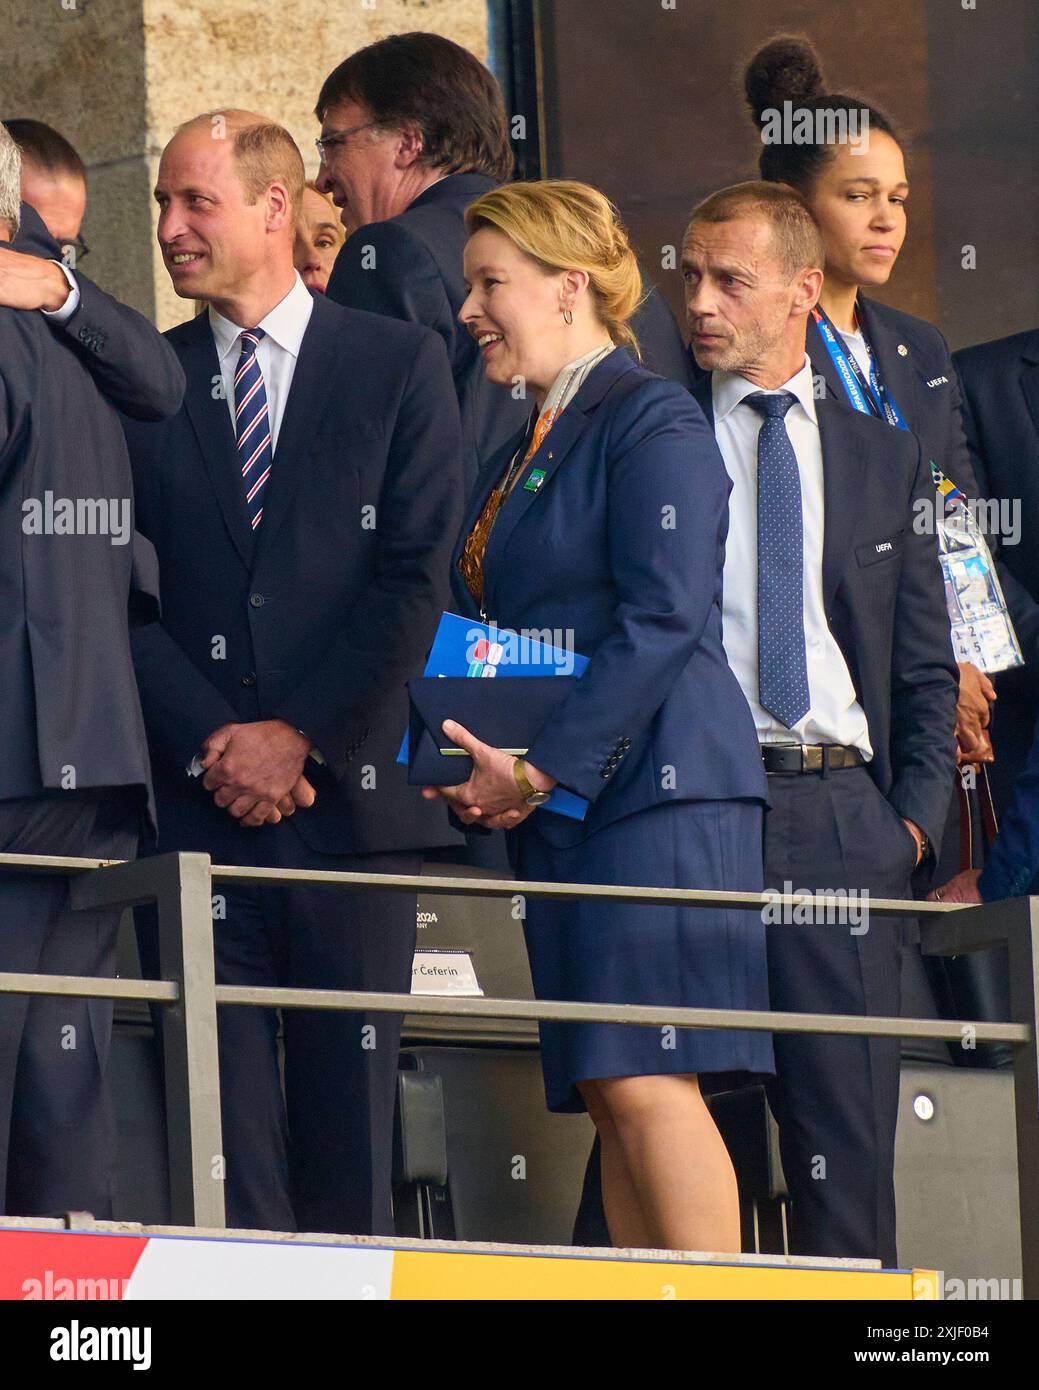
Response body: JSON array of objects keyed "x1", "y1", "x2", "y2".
[{"x1": 811, "y1": 305, "x2": 909, "y2": 431}]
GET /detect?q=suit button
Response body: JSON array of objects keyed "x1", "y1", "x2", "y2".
[
  {"x1": 240, "y1": 672, "x2": 256, "y2": 686},
  {"x1": 249, "y1": 592, "x2": 264, "y2": 608}
]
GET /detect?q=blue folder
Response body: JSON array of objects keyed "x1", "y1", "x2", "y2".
[{"x1": 399, "y1": 612, "x2": 589, "y2": 820}]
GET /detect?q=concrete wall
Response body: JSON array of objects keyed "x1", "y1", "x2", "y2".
[{"x1": 3, "y1": 0, "x2": 488, "y2": 327}]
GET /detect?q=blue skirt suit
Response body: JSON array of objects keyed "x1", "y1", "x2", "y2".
[{"x1": 450, "y1": 348, "x2": 774, "y2": 1113}]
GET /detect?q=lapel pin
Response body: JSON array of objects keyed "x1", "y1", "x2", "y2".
[
  {"x1": 524, "y1": 467, "x2": 547, "y2": 493},
  {"x1": 897, "y1": 344, "x2": 908, "y2": 356}
]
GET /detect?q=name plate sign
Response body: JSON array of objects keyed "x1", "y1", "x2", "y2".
[{"x1": 411, "y1": 950, "x2": 483, "y2": 997}]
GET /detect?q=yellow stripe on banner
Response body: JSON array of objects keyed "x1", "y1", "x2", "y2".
[{"x1": 389, "y1": 1250, "x2": 926, "y2": 1300}]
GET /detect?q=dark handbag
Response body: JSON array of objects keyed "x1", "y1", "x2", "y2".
[
  {"x1": 927, "y1": 765, "x2": 1013, "y2": 1068},
  {"x1": 406, "y1": 675, "x2": 577, "y2": 785}
]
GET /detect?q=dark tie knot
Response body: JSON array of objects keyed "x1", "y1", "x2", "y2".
[
  {"x1": 745, "y1": 390, "x2": 796, "y2": 420},
  {"x1": 240, "y1": 327, "x2": 266, "y2": 349}
]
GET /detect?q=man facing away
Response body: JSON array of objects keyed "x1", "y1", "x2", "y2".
[
  {"x1": 122, "y1": 110, "x2": 464, "y2": 1236},
  {"x1": 0, "y1": 123, "x2": 179, "y2": 1220}
]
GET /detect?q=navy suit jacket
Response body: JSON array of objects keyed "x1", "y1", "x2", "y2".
[
  {"x1": 808, "y1": 298, "x2": 1039, "y2": 666},
  {"x1": 327, "y1": 173, "x2": 527, "y2": 483},
  {"x1": 327, "y1": 173, "x2": 692, "y2": 485},
  {"x1": 13, "y1": 202, "x2": 184, "y2": 422},
  {"x1": 693, "y1": 373, "x2": 958, "y2": 852},
  {"x1": 122, "y1": 293, "x2": 465, "y2": 858},
  {"x1": 977, "y1": 704, "x2": 1039, "y2": 899},
  {"x1": 0, "y1": 303, "x2": 156, "y2": 818},
  {"x1": 449, "y1": 347, "x2": 767, "y2": 850},
  {"x1": 954, "y1": 329, "x2": 1039, "y2": 658}
]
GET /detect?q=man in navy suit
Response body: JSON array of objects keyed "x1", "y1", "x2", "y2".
[
  {"x1": 681, "y1": 183, "x2": 957, "y2": 1264},
  {"x1": 122, "y1": 110, "x2": 464, "y2": 1236},
  {"x1": 954, "y1": 329, "x2": 1039, "y2": 808},
  {"x1": 3, "y1": 201, "x2": 184, "y2": 422},
  {"x1": 317, "y1": 32, "x2": 691, "y2": 486}
]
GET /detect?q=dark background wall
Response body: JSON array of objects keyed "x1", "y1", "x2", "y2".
[{"x1": 527, "y1": 0, "x2": 1038, "y2": 351}]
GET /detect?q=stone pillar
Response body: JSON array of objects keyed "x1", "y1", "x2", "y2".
[{"x1": 4, "y1": 0, "x2": 488, "y2": 328}]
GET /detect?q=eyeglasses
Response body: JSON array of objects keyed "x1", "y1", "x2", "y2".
[
  {"x1": 59, "y1": 235, "x2": 90, "y2": 264},
  {"x1": 315, "y1": 121, "x2": 379, "y2": 160}
]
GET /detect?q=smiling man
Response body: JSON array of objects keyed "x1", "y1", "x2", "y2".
[
  {"x1": 121, "y1": 109, "x2": 464, "y2": 1236},
  {"x1": 316, "y1": 28, "x2": 694, "y2": 479},
  {"x1": 315, "y1": 32, "x2": 525, "y2": 484}
]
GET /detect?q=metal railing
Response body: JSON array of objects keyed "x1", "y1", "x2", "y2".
[{"x1": 0, "y1": 850, "x2": 1036, "y2": 1293}]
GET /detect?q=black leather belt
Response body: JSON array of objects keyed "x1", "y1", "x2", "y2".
[{"x1": 761, "y1": 744, "x2": 867, "y2": 775}]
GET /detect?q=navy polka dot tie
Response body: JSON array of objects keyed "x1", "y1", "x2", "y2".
[{"x1": 745, "y1": 391, "x2": 810, "y2": 729}]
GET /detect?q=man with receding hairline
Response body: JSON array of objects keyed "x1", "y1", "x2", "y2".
[
  {"x1": 682, "y1": 181, "x2": 956, "y2": 1264},
  {"x1": 1, "y1": 119, "x2": 86, "y2": 249},
  {"x1": 123, "y1": 108, "x2": 464, "y2": 1234},
  {"x1": 575, "y1": 180, "x2": 957, "y2": 1263}
]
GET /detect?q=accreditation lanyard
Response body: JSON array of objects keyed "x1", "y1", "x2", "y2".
[{"x1": 811, "y1": 305, "x2": 909, "y2": 431}]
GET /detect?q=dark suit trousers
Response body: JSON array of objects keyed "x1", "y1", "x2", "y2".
[
  {"x1": 137, "y1": 828, "x2": 418, "y2": 1237},
  {"x1": 572, "y1": 765, "x2": 911, "y2": 1265},
  {"x1": 0, "y1": 791, "x2": 140, "y2": 1218},
  {"x1": 761, "y1": 766, "x2": 912, "y2": 1267}
]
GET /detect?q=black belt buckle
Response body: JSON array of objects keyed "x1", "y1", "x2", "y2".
[{"x1": 762, "y1": 744, "x2": 861, "y2": 775}]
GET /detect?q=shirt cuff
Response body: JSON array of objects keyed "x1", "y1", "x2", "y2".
[{"x1": 40, "y1": 261, "x2": 80, "y2": 323}]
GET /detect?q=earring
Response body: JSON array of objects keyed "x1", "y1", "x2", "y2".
[{"x1": 562, "y1": 307, "x2": 573, "y2": 325}]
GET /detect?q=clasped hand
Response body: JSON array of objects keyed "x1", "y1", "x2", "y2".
[
  {"x1": 200, "y1": 719, "x2": 316, "y2": 828},
  {"x1": 422, "y1": 719, "x2": 556, "y2": 830},
  {"x1": 956, "y1": 662, "x2": 996, "y2": 767}
]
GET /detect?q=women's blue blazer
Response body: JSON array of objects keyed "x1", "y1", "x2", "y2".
[{"x1": 449, "y1": 347, "x2": 767, "y2": 848}]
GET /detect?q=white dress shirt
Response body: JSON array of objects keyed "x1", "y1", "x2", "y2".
[
  {"x1": 209, "y1": 272, "x2": 314, "y2": 453},
  {"x1": 712, "y1": 353, "x2": 872, "y2": 755},
  {"x1": 838, "y1": 325, "x2": 875, "y2": 386},
  {"x1": 41, "y1": 260, "x2": 80, "y2": 323}
]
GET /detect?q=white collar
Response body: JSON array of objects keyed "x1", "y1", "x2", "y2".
[
  {"x1": 208, "y1": 272, "x2": 314, "y2": 364},
  {"x1": 540, "y1": 343, "x2": 616, "y2": 418},
  {"x1": 712, "y1": 352, "x2": 818, "y2": 426}
]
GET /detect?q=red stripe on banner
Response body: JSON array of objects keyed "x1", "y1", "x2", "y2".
[{"x1": 0, "y1": 1231, "x2": 148, "y2": 1300}]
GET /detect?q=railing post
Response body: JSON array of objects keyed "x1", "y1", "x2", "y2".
[
  {"x1": 156, "y1": 853, "x2": 226, "y2": 1229},
  {"x1": 1007, "y1": 897, "x2": 1039, "y2": 1300},
  {"x1": 69, "y1": 852, "x2": 226, "y2": 1228}
]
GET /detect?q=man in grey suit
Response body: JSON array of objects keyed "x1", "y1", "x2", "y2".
[{"x1": 0, "y1": 125, "x2": 179, "y2": 1219}]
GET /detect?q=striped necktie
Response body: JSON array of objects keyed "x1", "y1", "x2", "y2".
[{"x1": 234, "y1": 327, "x2": 272, "y2": 530}]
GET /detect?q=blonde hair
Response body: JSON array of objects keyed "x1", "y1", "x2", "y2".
[
  {"x1": 176, "y1": 110, "x2": 305, "y2": 215},
  {"x1": 465, "y1": 180, "x2": 644, "y2": 355}
]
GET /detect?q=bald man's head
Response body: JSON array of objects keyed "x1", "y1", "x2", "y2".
[
  {"x1": 2, "y1": 118, "x2": 86, "y2": 243},
  {"x1": 173, "y1": 110, "x2": 305, "y2": 213}
]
